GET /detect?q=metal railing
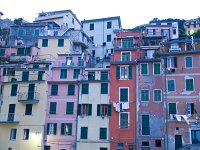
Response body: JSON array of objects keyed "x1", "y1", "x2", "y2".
[
  {"x1": 18, "y1": 92, "x2": 40, "y2": 101},
  {"x1": 0, "y1": 113, "x2": 20, "y2": 123},
  {"x1": 113, "y1": 41, "x2": 138, "y2": 48},
  {"x1": 110, "y1": 54, "x2": 137, "y2": 62},
  {"x1": 52, "y1": 60, "x2": 84, "y2": 68}
]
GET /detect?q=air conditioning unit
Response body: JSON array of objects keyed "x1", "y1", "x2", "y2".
[{"x1": 170, "y1": 114, "x2": 175, "y2": 119}]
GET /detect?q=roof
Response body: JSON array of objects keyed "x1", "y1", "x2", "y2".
[
  {"x1": 81, "y1": 16, "x2": 121, "y2": 27},
  {"x1": 159, "y1": 50, "x2": 200, "y2": 56},
  {"x1": 10, "y1": 22, "x2": 59, "y2": 28}
]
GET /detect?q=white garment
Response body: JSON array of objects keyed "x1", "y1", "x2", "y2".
[
  {"x1": 175, "y1": 115, "x2": 181, "y2": 122},
  {"x1": 122, "y1": 102, "x2": 129, "y2": 109},
  {"x1": 182, "y1": 115, "x2": 189, "y2": 125},
  {"x1": 67, "y1": 60, "x2": 72, "y2": 65}
]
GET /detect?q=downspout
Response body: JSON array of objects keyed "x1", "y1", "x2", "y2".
[
  {"x1": 75, "y1": 80, "x2": 80, "y2": 150},
  {"x1": 134, "y1": 62, "x2": 138, "y2": 150}
]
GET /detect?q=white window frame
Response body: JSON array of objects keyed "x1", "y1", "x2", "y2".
[
  {"x1": 141, "y1": 114, "x2": 150, "y2": 136},
  {"x1": 141, "y1": 89, "x2": 149, "y2": 102},
  {"x1": 167, "y1": 57, "x2": 175, "y2": 69},
  {"x1": 49, "y1": 123, "x2": 55, "y2": 135},
  {"x1": 153, "y1": 63, "x2": 161, "y2": 75},
  {"x1": 140, "y1": 63, "x2": 148, "y2": 75},
  {"x1": 168, "y1": 102, "x2": 177, "y2": 115},
  {"x1": 119, "y1": 112, "x2": 130, "y2": 129},
  {"x1": 185, "y1": 77, "x2": 194, "y2": 91},
  {"x1": 167, "y1": 79, "x2": 176, "y2": 92},
  {"x1": 185, "y1": 56, "x2": 193, "y2": 68},
  {"x1": 121, "y1": 51, "x2": 131, "y2": 62},
  {"x1": 186, "y1": 102, "x2": 195, "y2": 116},
  {"x1": 120, "y1": 66, "x2": 129, "y2": 79},
  {"x1": 119, "y1": 87, "x2": 129, "y2": 102},
  {"x1": 153, "y1": 89, "x2": 162, "y2": 102}
]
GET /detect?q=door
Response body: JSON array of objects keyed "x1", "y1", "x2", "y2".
[
  {"x1": 28, "y1": 84, "x2": 35, "y2": 100},
  {"x1": 175, "y1": 135, "x2": 182, "y2": 149},
  {"x1": 8, "y1": 104, "x2": 15, "y2": 121}
]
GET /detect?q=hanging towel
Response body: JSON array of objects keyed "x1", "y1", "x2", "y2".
[
  {"x1": 67, "y1": 60, "x2": 72, "y2": 65},
  {"x1": 122, "y1": 102, "x2": 129, "y2": 109},
  {"x1": 182, "y1": 115, "x2": 189, "y2": 125},
  {"x1": 175, "y1": 115, "x2": 181, "y2": 122}
]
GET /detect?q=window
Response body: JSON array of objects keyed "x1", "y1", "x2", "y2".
[
  {"x1": 68, "y1": 84, "x2": 75, "y2": 95},
  {"x1": 154, "y1": 63, "x2": 160, "y2": 75},
  {"x1": 78, "y1": 104, "x2": 92, "y2": 116},
  {"x1": 100, "y1": 148, "x2": 108, "y2": 150},
  {"x1": 186, "y1": 103, "x2": 195, "y2": 115},
  {"x1": 90, "y1": 23, "x2": 94, "y2": 30},
  {"x1": 78, "y1": 56, "x2": 83, "y2": 66},
  {"x1": 38, "y1": 71, "x2": 44, "y2": 81},
  {"x1": 154, "y1": 90, "x2": 161, "y2": 101},
  {"x1": 147, "y1": 29, "x2": 156, "y2": 35},
  {"x1": 25, "y1": 104, "x2": 32, "y2": 115},
  {"x1": 101, "y1": 71, "x2": 108, "y2": 80},
  {"x1": 166, "y1": 57, "x2": 177, "y2": 69},
  {"x1": 61, "y1": 123, "x2": 72, "y2": 135},
  {"x1": 107, "y1": 34, "x2": 111, "y2": 42},
  {"x1": 173, "y1": 29, "x2": 176, "y2": 35},
  {"x1": 88, "y1": 72, "x2": 95, "y2": 80},
  {"x1": 141, "y1": 64, "x2": 148, "y2": 75},
  {"x1": 155, "y1": 139, "x2": 162, "y2": 147},
  {"x1": 122, "y1": 38, "x2": 134, "y2": 48},
  {"x1": 0, "y1": 49, "x2": 5, "y2": 56},
  {"x1": 97, "y1": 104, "x2": 112, "y2": 116},
  {"x1": 23, "y1": 129, "x2": 30, "y2": 140},
  {"x1": 33, "y1": 64, "x2": 39, "y2": 68},
  {"x1": 8, "y1": 148, "x2": 12, "y2": 150},
  {"x1": 120, "y1": 112, "x2": 129, "y2": 128},
  {"x1": 121, "y1": 52, "x2": 130, "y2": 61},
  {"x1": 47, "y1": 123, "x2": 57, "y2": 135},
  {"x1": 60, "y1": 69, "x2": 67, "y2": 79},
  {"x1": 58, "y1": 39, "x2": 64, "y2": 47},
  {"x1": 101, "y1": 83, "x2": 108, "y2": 94},
  {"x1": 10, "y1": 128, "x2": 17, "y2": 140},
  {"x1": 11, "y1": 84, "x2": 18, "y2": 96},
  {"x1": 82, "y1": 84, "x2": 89, "y2": 94},
  {"x1": 72, "y1": 18, "x2": 74, "y2": 24},
  {"x1": 73, "y1": 69, "x2": 80, "y2": 79},
  {"x1": 81, "y1": 127, "x2": 88, "y2": 139},
  {"x1": 100, "y1": 128, "x2": 107, "y2": 139},
  {"x1": 18, "y1": 29, "x2": 24, "y2": 36},
  {"x1": 51, "y1": 84, "x2": 58, "y2": 96},
  {"x1": 107, "y1": 21, "x2": 112, "y2": 29},
  {"x1": 168, "y1": 103, "x2": 177, "y2": 114},
  {"x1": 49, "y1": 102, "x2": 57, "y2": 114},
  {"x1": 116, "y1": 66, "x2": 132, "y2": 79},
  {"x1": 167, "y1": 80, "x2": 175, "y2": 92},
  {"x1": 42, "y1": 39, "x2": 48, "y2": 47},
  {"x1": 185, "y1": 56, "x2": 193, "y2": 68},
  {"x1": 186, "y1": 79, "x2": 194, "y2": 91},
  {"x1": 141, "y1": 90, "x2": 149, "y2": 101},
  {"x1": 22, "y1": 71, "x2": 29, "y2": 81},
  {"x1": 34, "y1": 29, "x2": 39, "y2": 36},
  {"x1": 142, "y1": 115, "x2": 150, "y2": 135},
  {"x1": 191, "y1": 130, "x2": 200, "y2": 144},
  {"x1": 120, "y1": 88, "x2": 128, "y2": 102},
  {"x1": 90, "y1": 36, "x2": 94, "y2": 42},
  {"x1": 66, "y1": 102, "x2": 74, "y2": 114},
  {"x1": 44, "y1": 146, "x2": 50, "y2": 150}
]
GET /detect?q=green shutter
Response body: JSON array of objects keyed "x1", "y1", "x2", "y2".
[
  {"x1": 81, "y1": 127, "x2": 88, "y2": 139},
  {"x1": 67, "y1": 123, "x2": 72, "y2": 135},
  {"x1": 61, "y1": 123, "x2": 65, "y2": 135},
  {"x1": 141, "y1": 64, "x2": 147, "y2": 75},
  {"x1": 22, "y1": 71, "x2": 29, "y2": 81},
  {"x1": 174, "y1": 57, "x2": 177, "y2": 68},
  {"x1": 51, "y1": 85, "x2": 58, "y2": 95},
  {"x1": 47, "y1": 123, "x2": 50, "y2": 134},
  {"x1": 108, "y1": 104, "x2": 112, "y2": 116},
  {"x1": 97, "y1": 104, "x2": 100, "y2": 116},
  {"x1": 68, "y1": 84, "x2": 75, "y2": 95},
  {"x1": 101, "y1": 83, "x2": 108, "y2": 94},
  {"x1": 38, "y1": 71, "x2": 44, "y2": 80},
  {"x1": 128, "y1": 66, "x2": 132, "y2": 78},
  {"x1": 100, "y1": 128, "x2": 107, "y2": 139},
  {"x1": 169, "y1": 103, "x2": 176, "y2": 114},
  {"x1": 120, "y1": 88, "x2": 128, "y2": 102},
  {"x1": 66, "y1": 102, "x2": 74, "y2": 114},
  {"x1": 50, "y1": 102, "x2": 57, "y2": 114},
  {"x1": 11, "y1": 84, "x2": 18, "y2": 96},
  {"x1": 82, "y1": 84, "x2": 88, "y2": 94},
  {"x1": 116, "y1": 66, "x2": 120, "y2": 79},
  {"x1": 54, "y1": 123, "x2": 57, "y2": 135},
  {"x1": 88, "y1": 104, "x2": 92, "y2": 115},
  {"x1": 78, "y1": 104, "x2": 81, "y2": 115},
  {"x1": 142, "y1": 115, "x2": 150, "y2": 135}
]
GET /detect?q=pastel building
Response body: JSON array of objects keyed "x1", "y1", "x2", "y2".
[
  {"x1": 184, "y1": 17, "x2": 200, "y2": 35},
  {"x1": 77, "y1": 67, "x2": 111, "y2": 150},
  {"x1": 0, "y1": 46, "x2": 50, "y2": 150},
  {"x1": 82, "y1": 16, "x2": 121, "y2": 60}
]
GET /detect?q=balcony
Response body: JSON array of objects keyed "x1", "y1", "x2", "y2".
[
  {"x1": 0, "y1": 113, "x2": 20, "y2": 124},
  {"x1": 113, "y1": 41, "x2": 138, "y2": 49},
  {"x1": 110, "y1": 54, "x2": 137, "y2": 64},
  {"x1": 9, "y1": 55, "x2": 31, "y2": 62},
  {"x1": 18, "y1": 92, "x2": 40, "y2": 103},
  {"x1": 52, "y1": 60, "x2": 84, "y2": 68}
]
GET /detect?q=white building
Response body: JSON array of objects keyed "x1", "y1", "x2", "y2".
[{"x1": 82, "y1": 17, "x2": 121, "y2": 60}]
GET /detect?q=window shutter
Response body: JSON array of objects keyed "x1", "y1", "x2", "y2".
[
  {"x1": 68, "y1": 123, "x2": 72, "y2": 135},
  {"x1": 77, "y1": 104, "x2": 81, "y2": 115},
  {"x1": 128, "y1": 66, "x2": 132, "y2": 79},
  {"x1": 174, "y1": 57, "x2": 177, "y2": 68},
  {"x1": 3, "y1": 68, "x2": 6, "y2": 76},
  {"x1": 108, "y1": 104, "x2": 112, "y2": 116},
  {"x1": 61, "y1": 123, "x2": 65, "y2": 135},
  {"x1": 50, "y1": 102, "x2": 56, "y2": 114},
  {"x1": 97, "y1": 104, "x2": 100, "y2": 116},
  {"x1": 186, "y1": 103, "x2": 191, "y2": 115},
  {"x1": 54, "y1": 124, "x2": 57, "y2": 135},
  {"x1": 88, "y1": 104, "x2": 92, "y2": 115},
  {"x1": 100, "y1": 128, "x2": 107, "y2": 139},
  {"x1": 116, "y1": 66, "x2": 120, "y2": 79},
  {"x1": 142, "y1": 115, "x2": 150, "y2": 135},
  {"x1": 47, "y1": 123, "x2": 50, "y2": 134},
  {"x1": 153, "y1": 29, "x2": 156, "y2": 35},
  {"x1": 66, "y1": 102, "x2": 74, "y2": 114}
]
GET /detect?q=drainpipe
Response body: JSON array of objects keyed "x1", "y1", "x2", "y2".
[
  {"x1": 75, "y1": 81, "x2": 80, "y2": 150},
  {"x1": 164, "y1": 57, "x2": 168, "y2": 150},
  {"x1": 134, "y1": 62, "x2": 138, "y2": 150}
]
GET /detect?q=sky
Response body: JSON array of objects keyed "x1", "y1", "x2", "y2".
[{"x1": 1, "y1": 0, "x2": 200, "y2": 29}]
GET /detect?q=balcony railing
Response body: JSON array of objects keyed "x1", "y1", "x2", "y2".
[
  {"x1": 9, "y1": 55, "x2": 31, "y2": 62},
  {"x1": 52, "y1": 60, "x2": 84, "y2": 68},
  {"x1": 18, "y1": 92, "x2": 40, "y2": 103},
  {"x1": 110, "y1": 54, "x2": 137, "y2": 63},
  {"x1": 0, "y1": 113, "x2": 20, "y2": 124},
  {"x1": 113, "y1": 41, "x2": 138, "y2": 48}
]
